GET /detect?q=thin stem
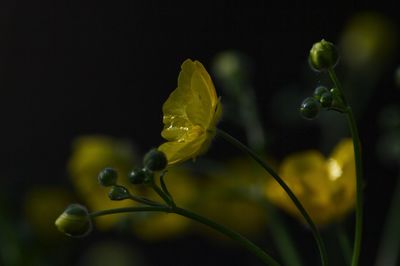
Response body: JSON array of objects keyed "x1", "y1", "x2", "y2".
[
  {"x1": 89, "y1": 205, "x2": 281, "y2": 266},
  {"x1": 90, "y1": 206, "x2": 168, "y2": 218},
  {"x1": 172, "y1": 207, "x2": 280, "y2": 266},
  {"x1": 217, "y1": 128, "x2": 329, "y2": 266},
  {"x1": 327, "y1": 69, "x2": 347, "y2": 106},
  {"x1": 328, "y1": 68, "x2": 363, "y2": 266},
  {"x1": 150, "y1": 181, "x2": 174, "y2": 207},
  {"x1": 129, "y1": 194, "x2": 164, "y2": 207},
  {"x1": 345, "y1": 107, "x2": 363, "y2": 266}
]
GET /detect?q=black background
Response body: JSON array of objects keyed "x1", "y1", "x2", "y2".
[{"x1": 1, "y1": 1, "x2": 400, "y2": 265}]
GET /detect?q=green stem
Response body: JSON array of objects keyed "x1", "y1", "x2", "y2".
[
  {"x1": 90, "y1": 206, "x2": 280, "y2": 266},
  {"x1": 217, "y1": 128, "x2": 329, "y2": 266},
  {"x1": 150, "y1": 181, "x2": 174, "y2": 207},
  {"x1": 129, "y1": 194, "x2": 164, "y2": 207},
  {"x1": 328, "y1": 68, "x2": 363, "y2": 266}
]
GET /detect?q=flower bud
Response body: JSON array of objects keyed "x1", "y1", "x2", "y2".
[
  {"x1": 313, "y1": 86, "x2": 329, "y2": 100},
  {"x1": 320, "y1": 92, "x2": 333, "y2": 108},
  {"x1": 108, "y1": 185, "x2": 131, "y2": 201},
  {"x1": 128, "y1": 168, "x2": 149, "y2": 184},
  {"x1": 309, "y1": 39, "x2": 339, "y2": 71},
  {"x1": 300, "y1": 97, "x2": 321, "y2": 120},
  {"x1": 143, "y1": 149, "x2": 167, "y2": 171},
  {"x1": 55, "y1": 204, "x2": 92, "y2": 237},
  {"x1": 98, "y1": 167, "x2": 118, "y2": 187}
]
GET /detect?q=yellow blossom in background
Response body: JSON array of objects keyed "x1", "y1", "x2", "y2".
[
  {"x1": 159, "y1": 59, "x2": 222, "y2": 166},
  {"x1": 341, "y1": 12, "x2": 398, "y2": 71},
  {"x1": 131, "y1": 167, "x2": 199, "y2": 241},
  {"x1": 265, "y1": 139, "x2": 356, "y2": 226},
  {"x1": 68, "y1": 135, "x2": 138, "y2": 230},
  {"x1": 24, "y1": 186, "x2": 73, "y2": 239},
  {"x1": 196, "y1": 158, "x2": 269, "y2": 238}
]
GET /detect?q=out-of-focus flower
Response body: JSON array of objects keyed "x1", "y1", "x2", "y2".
[
  {"x1": 341, "y1": 12, "x2": 398, "y2": 71},
  {"x1": 265, "y1": 139, "x2": 355, "y2": 227},
  {"x1": 159, "y1": 59, "x2": 222, "y2": 166},
  {"x1": 24, "y1": 186, "x2": 73, "y2": 239},
  {"x1": 68, "y1": 135, "x2": 138, "y2": 230},
  {"x1": 131, "y1": 167, "x2": 199, "y2": 241},
  {"x1": 197, "y1": 158, "x2": 269, "y2": 237}
]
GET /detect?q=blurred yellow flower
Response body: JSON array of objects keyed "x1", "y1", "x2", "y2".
[
  {"x1": 341, "y1": 12, "x2": 398, "y2": 70},
  {"x1": 68, "y1": 135, "x2": 201, "y2": 240},
  {"x1": 265, "y1": 139, "x2": 356, "y2": 226},
  {"x1": 196, "y1": 158, "x2": 269, "y2": 238},
  {"x1": 131, "y1": 167, "x2": 200, "y2": 241},
  {"x1": 24, "y1": 186, "x2": 73, "y2": 239},
  {"x1": 68, "y1": 135, "x2": 138, "y2": 230},
  {"x1": 159, "y1": 59, "x2": 222, "y2": 166}
]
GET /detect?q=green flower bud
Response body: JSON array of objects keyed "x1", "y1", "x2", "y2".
[
  {"x1": 313, "y1": 86, "x2": 329, "y2": 100},
  {"x1": 309, "y1": 39, "x2": 339, "y2": 71},
  {"x1": 55, "y1": 204, "x2": 92, "y2": 237},
  {"x1": 108, "y1": 185, "x2": 131, "y2": 201},
  {"x1": 320, "y1": 92, "x2": 333, "y2": 108},
  {"x1": 128, "y1": 168, "x2": 148, "y2": 184},
  {"x1": 143, "y1": 149, "x2": 167, "y2": 171},
  {"x1": 98, "y1": 167, "x2": 118, "y2": 187},
  {"x1": 330, "y1": 87, "x2": 340, "y2": 97},
  {"x1": 300, "y1": 97, "x2": 321, "y2": 120}
]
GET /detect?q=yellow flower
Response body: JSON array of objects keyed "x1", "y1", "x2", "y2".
[
  {"x1": 159, "y1": 59, "x2": 222, "y2": 166},
  {"x1": 265, "y1": 139, "x2": 356, "y2": 227},
  {"x1": 24, "y1": 186, "x2": 73, "y2": 239},
  {"x1": 341, "y1": 12, "x2": 398, "y2": 70},
  {"x1": 196, "y1": 158, "x2": 269, "y2": 238},
  {"x1": 131, "y1": 167, "x2": 199, "y2": 241}
]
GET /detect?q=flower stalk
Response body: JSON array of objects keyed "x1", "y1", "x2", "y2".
[
  {"x1": 328, "y1": 68, "x2": 363, "y2": 266},
  {"x1": 216, "y1": 128, "x2": 329, "y2": 266},
  {"x1": 90, "y1": 205, "x2": 281, "y2": 266}
]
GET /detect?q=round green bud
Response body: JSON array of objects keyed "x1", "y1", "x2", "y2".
[
  {"x1": 300, "y1": 97, "x2": 321, "y2": 120},
  {"x1": 128, "y1": 168, "x2": 147, "y2": 184},
  {"x1": 108, "y1": 185, "x2": 131, "y2": 201},
  {"x1": 330, "y1": 87, "x2": 340, "y2": 97},
  {"x1": 143, "y1": 149, "x2": 168, "y2": 171},
  {"x1": 313, "y1": 86, "x2": 329, "y2": 100},
  {"x1": 98, "y1": 167, "x2": 118, "y2": 187},
  {"x1": 55, "y1": 204, "x2": 92, "y2": 237},
  {"x1": 320, "y1": 92, "x2": 333, "y2": 108},
  {"x1": 309, "y1": 39, "x2": 339, "y2": 71}
]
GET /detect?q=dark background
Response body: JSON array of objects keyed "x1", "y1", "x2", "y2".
[{"x1": 1, "y1": 1, "x2": 400, "y2": 265}]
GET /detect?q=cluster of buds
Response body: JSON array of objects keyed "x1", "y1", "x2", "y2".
[
  {"x1": 300, "y1": 39, "x2": 345, "y2": 120},
  {"x1": 55, "y1": 148, "x2": 168, "y2": 237}
]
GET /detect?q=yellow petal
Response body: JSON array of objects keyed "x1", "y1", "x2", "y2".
[{"x1": 160, "y1": 59, "x2": 221, "y2": 165}]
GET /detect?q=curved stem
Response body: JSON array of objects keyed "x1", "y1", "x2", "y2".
[
  {"x1": 345, "y1": 107, "x2": 363, "y2": 266},
  {"x1": 129, "y1": 194, "x2": 164, "y2": 207},
  {"x1": 328, "y1": 68, "x2": 363, "y2": 266},
  {"x1": 90, "y1": 206, "x2": 168, "y2": 218},
  {"x1": 90, "y1": 205, "x2": 280, "y2": 266},
  {"x1": 172, "y1": 206, "x2": 280, "y2": 266},
  {"x1": 217, "y1": 128, "x2": 329, "y2": 266}
]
